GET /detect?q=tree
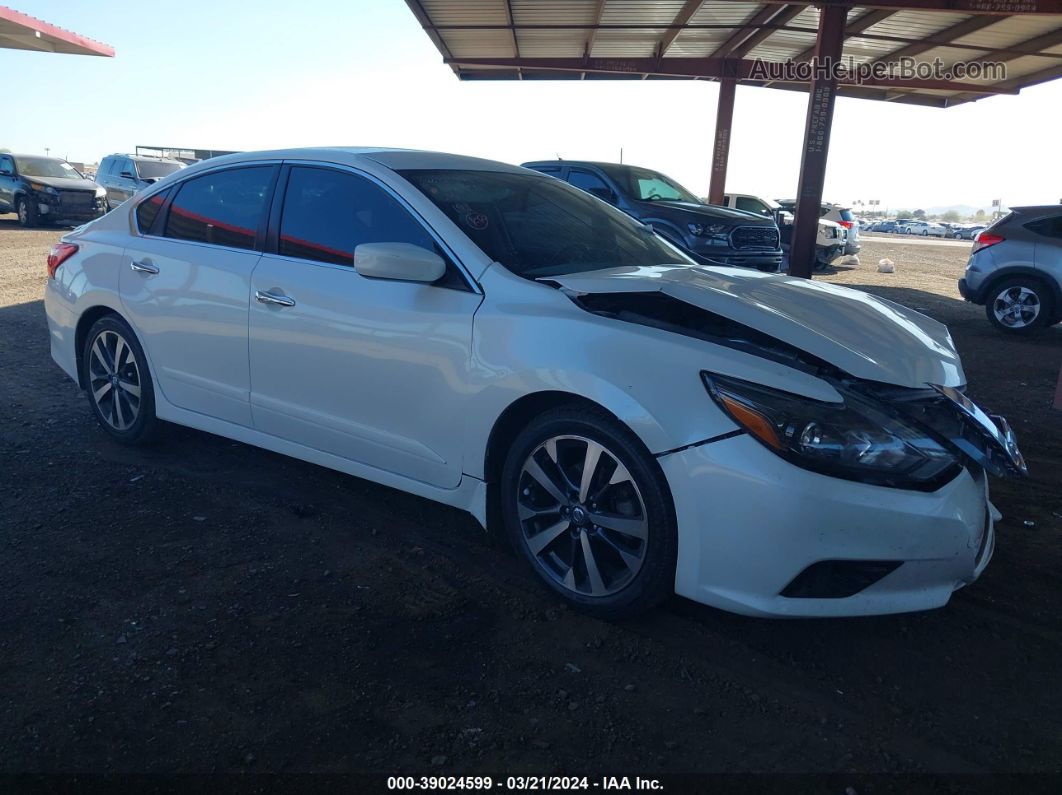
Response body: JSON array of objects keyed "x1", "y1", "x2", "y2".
[
  {"x1": 913, "y1": 209, "x2": 926, "y2": 219},
  {"x1": 973, "y1": 209, "x2": 987, "y2": 221},
  {"x1": 941, "y1": 210, "x2": 961, "y2": 223}
]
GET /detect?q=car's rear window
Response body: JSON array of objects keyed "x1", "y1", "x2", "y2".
[{"x1": 838, "y1": 208, "x2": 854, "y2": 222}]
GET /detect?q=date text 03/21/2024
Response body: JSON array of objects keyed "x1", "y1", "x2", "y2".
[{"x1": 386, "y1": 776, "x2": 664, "y2": 791}]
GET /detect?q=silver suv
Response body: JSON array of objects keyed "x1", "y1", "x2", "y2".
[
  {"x1": 958, "y1": 205, "x2": 1062, "y2": 333},
  {"x1": 97, "y1": 154, "x2": 184, "y2": 210}
]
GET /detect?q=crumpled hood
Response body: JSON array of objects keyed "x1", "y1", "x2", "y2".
[
  {"x1": 24, "y1": 175, "x2": 99, "y2": 192},
  {"x1": 549, "y1": 265, "x2": 964, "y2": 389}
]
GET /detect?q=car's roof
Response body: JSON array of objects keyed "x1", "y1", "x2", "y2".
[
  {"x1": 7, "y1": 153, "x2": 64, "y2": 161},
  {"x1": 105, "y1": 153, "x2": 184, "y2": 164},
  {"x1": 183, "y1": 147, "x2": 530, "y2": 175},
  {"x1": 1011, "y1": 205, "x2": 1062, "y2": 215},
  {"x1": 523, "y1": 160, "x2": 620, "y2": 168}
]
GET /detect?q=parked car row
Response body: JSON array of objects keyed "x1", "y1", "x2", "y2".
[
  {"x1": 864, "y1": 218, "x2": 989, "y2": 239},
  {"x1": 0, "y1": 152, "x2": 184, "y2": 227}
]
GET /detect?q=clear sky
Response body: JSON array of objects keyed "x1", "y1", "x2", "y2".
[{"x1": 3, "y1": 0, "x2": 1060, "y2": 211}]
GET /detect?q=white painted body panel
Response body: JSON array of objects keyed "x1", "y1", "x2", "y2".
[
  {"x1": 248, "y1": 253, "x2": 481, "y2": 488},
  {"x1": 118, "y1": 236, "x2": 260, "y2": 427},
  {"x1": 43, "y1": 147, "x2": 1000, "y2": 618},
  {"x1": 549, "y1": 264, "x2": 964, "y2": 389}
]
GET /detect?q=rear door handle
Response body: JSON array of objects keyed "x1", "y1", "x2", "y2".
[
  {"x1": 255, "y1": 289, "x2": 295, "y2": 307},
  {"x1": 130, "y1": 260, "x2": 159, "y2": 274}
]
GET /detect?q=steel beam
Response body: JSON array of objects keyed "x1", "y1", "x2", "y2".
[
  {"x1": 659, "y1": 0, "x2": 706, "y2": 57},
  {"x1": 788, "y1": 4, "x2": 849, "y2": 280},
  {"x1": 708, "y1": 79, "x2": 737, "y2": 205},
  {"x1": 788, "y1": 9, "x2": 897, "y2": 63}
]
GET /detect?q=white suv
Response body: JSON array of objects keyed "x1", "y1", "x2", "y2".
[
  {"x1": 44, "y1": 147, "x2": 1025, "y2": 618},
  {"x1": 721, "y1": 193, "x2": 847, "y2": 269}
]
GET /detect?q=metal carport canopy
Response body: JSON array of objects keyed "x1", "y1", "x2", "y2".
[
  {"x1": 0, "y1": 5, "x2": 114, "y2": 56},
  {"x1": 405, "y1": 0, "x2": 1062, "y2": 277}
]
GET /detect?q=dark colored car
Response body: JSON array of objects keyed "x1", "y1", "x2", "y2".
[
  {"x1": 0, "y1": 153, "x2": 107, "y2": 227},
  {"x1": 958, "y1": 224, "x2": 987, "y2": 240},
  {"x1": 521, "y1": 160, "x2": 783, "y2": 272},
  {"x1": 958, "y1": 206, "x2": 1062, "y2": 334},
  {"x1": 97, "y1": 153, "x2": 185, "y2": 210}
]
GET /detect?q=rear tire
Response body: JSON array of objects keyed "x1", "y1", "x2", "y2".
[
  {"x1": 81, "y1": 315, "x2": 161, "y2": 445},
  {"x1": 500, "y1": 406, "x2": 677, "y2": 619},
  {"x1": 16, "y1": 196, "x2": 40, "y2": 228},
  {"x1": 985, "y1": 277, "x2": 1054, "y2": 334}
]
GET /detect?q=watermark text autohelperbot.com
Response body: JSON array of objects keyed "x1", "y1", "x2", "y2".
[{"x1": 748, "y1": 56, "x2": 1007, "y2": 84}]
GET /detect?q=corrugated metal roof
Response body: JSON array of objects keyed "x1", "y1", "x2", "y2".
[
  {"x1": 0, "y1": 5, "x2": 113, "y2": 56},
  {"x1": 406, "y1": 0, "x2": 1062, "y2": 107}
]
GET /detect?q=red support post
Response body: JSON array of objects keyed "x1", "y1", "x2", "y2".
[
  {"x1": 788, "y1": 4, "x2": 849, "y2": 279},
  {"x1": 708, "y1": 78, "x2": 736, "y2": 206}
]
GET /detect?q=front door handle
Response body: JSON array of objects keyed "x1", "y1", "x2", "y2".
[
  {"x1": 130, "y1": 260, "x2": 159, "y2": 274},
  {"x1": 255, "y1": 289, "x2": 296, "y2": 307}
]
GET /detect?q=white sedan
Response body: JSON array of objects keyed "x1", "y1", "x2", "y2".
[
  {"x1": 905, "y1": 221, "x2": 947, "y2": 237},
  {"x1": 44, "y1": 148, "x2": 1026, "y2": 618}
]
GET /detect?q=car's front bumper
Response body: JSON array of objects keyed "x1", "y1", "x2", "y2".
[
  {"x1": 35, "y1": 193, "x2": 106, "y2": 224},
  {"x1": 660, "y1": 433, "x2": 995, "y2": 617}
]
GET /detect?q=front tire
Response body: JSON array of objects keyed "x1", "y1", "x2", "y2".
[
  {"x1": 985, "y1": 277, "x2": 1054, "y2": 334},
  {"x1": 16, "y1": 196, "x2": 40, "y2": 228},
  {"x1": 81, "y1": 315, "x2": 160, "y2": 444},
  {"x1": 500, "y1": 406, "x2": 677, "y2": 619}
]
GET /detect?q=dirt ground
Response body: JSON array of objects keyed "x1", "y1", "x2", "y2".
[{"x1": 1, "y1": 218, "x2": 1060, "y2": 787}]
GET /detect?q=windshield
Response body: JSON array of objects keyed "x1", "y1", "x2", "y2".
[
  {"x1": 135, "y1": 160, "x2": 183, "y2": 179},
  {"x1": 15, "y1": 157, "x2": 82, "y2": 179},
  {"x1": 400, "y1": 169, "x2": 693, "y2": 279},
  {"x1": 604, "y1": 166, "x2": 702, "y2": 204}
]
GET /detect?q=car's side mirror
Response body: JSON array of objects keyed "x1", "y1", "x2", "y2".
[
  {"x1": 589, "y1": 188, "x2": 615, "y2": 204},
  {"x1": 120, "y1": 171, "x2": 136, "y2": 179},
  {"x1": 0, "y1": 168, "x2": 12, "y2": 177},
  {"x1": 354, "y1": 242, "x2": 446, "y2": 283}
]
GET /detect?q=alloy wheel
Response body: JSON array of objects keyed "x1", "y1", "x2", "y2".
[
  {"x1": 516, "y1": 435, "x2": 648, "y2": 597},
  {"x1": 992, "y1": 286, "x2": 1040, "y2": 329},
  {"x1": 87, "y1": 329, "x2": 142, "y2": 430},
  {"x1": 18, "y1": 200, "x2": 28, "y2": 225}
]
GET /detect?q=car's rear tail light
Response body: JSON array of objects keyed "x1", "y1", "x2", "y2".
[
  {"x1": 47, "y1": 243, "x2": 79, "y2": 279},
  {"x1": 837, "y1": 220, "x2": 853, "y2": 229},
  {"x1": 971, "y1": 232, "x2": 1004, "y2": 254}
]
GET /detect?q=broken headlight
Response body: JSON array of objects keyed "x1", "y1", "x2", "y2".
[{"x1": 703, "y1": 374, "x2": 960, "y2": 490}]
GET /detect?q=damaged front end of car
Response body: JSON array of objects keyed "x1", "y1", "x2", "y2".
[{"x1": 562, "y1": 286, "x2": 1027, "y2": 489}]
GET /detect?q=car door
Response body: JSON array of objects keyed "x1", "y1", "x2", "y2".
[
  {"x1": 114, "y1": 158, "x2": 139, "y2": 205},
  {"x1": 119, "y1": 163, "x2": 279, "y2": 427},
  {"x1": 247, "y1": 164, "x2": 481, "y2": 488}
]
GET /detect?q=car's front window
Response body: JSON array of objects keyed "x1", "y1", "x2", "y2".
[
  {"x1": 608, "y1": 167, "x2": 701, "y2": 204},
  {"x1": 136, "y1": 160, "x2": 183, "y2": 179},
  {"x1": 16, "y1": 157, "x2": 81, "y2": 179},
  {"x1": 400, "y1": 169, "x2": 692, "y2": 279}
]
